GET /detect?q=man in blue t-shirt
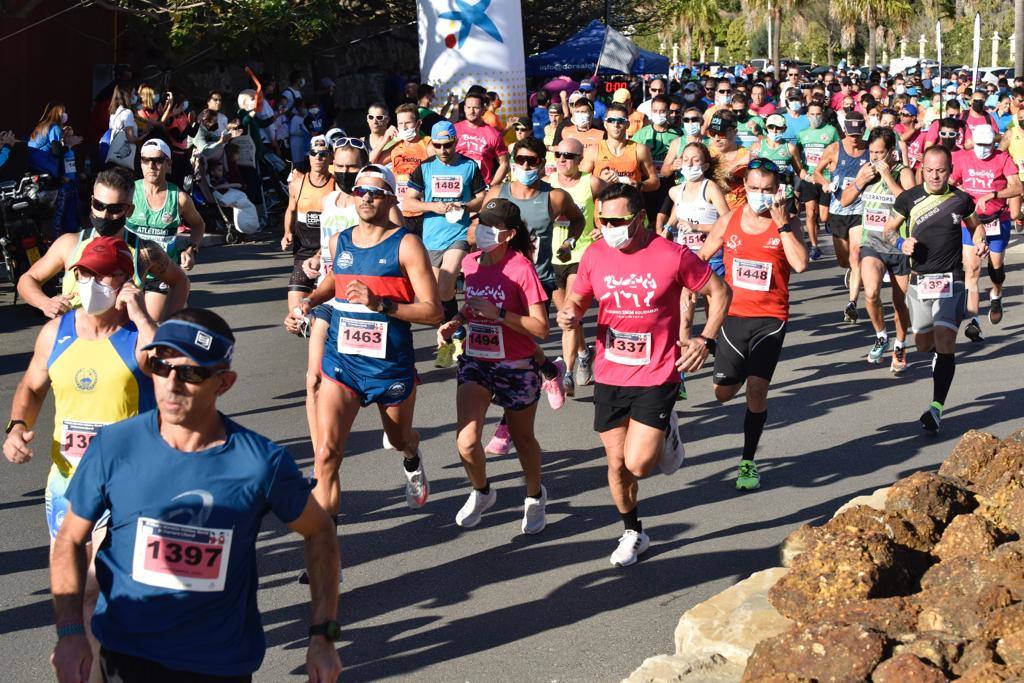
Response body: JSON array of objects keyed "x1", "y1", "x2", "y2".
[{"x1": 50, "y1": 309, "x2": 342, "y2": 683}]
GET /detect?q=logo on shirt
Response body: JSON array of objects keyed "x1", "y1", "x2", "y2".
[
  {"x1": 338, "y1": 251, "x2": 354, "y2": 270},
  {"x1": 75, "y1": 368, "x2": 98, "y2": 392},
  {"x1": 165, "y1": 489, "x2": 214, "y2": 526},
  {"x1": 466, "y1": 284, "x2": 507, "y2": 305},
  {"x1": 600, "y1": 273, "x2": 658, "y2": 312},
  {"x1": 161, "y1": 212, "x2": 173, "y2": 224},
  {"x1": 726, "y1": 235, "x2": 742, "y2": 251},
  {"x1": 766, "y1": 237, "x2": 782, "y2": 249},
  {"x1": 378, "y1": 258, "x2": 388, "y2": 265},
  {"x1": 57, "y1": 335, "x2": 72, "y2": 345}
]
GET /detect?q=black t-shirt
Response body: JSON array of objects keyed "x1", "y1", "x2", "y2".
[{"x1": 892, "y1": 184, "x2": 976, "y2": 279}]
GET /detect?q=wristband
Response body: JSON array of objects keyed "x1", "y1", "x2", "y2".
[
  {"x1": 56, "y1": 622, "x2": 85, "y2": 639},
  {"x1": 895, "y1": 237, "x2": 905, "y2": 250},
  {"x1": 853, "y1": 181, "x2": 863, "y2": 193}
]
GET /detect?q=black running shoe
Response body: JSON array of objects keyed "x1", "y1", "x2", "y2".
[
  {"x1": 844, "y1": 301, "x2": 858, "y2": 323},
  {"x1": 965, "y1": 318, "x2": 984, "y2": 342},
  {"x1": 989, "y1": 298, "x2": 1003, "y2": 325}
]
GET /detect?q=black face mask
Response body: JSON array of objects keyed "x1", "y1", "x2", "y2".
[
  {"x1": 843, "y1": 105, "x2": 855, "y2": 113},
  {"x1": 90, "y1": 214, "x2": 126, "y2": 236},
  {"x1": 940, "y1": 136, "x2": 957, "y2": 149},
  {"x1": 971, "y1": 100, "x2": 986, "y2": 114},
  {"x1": 334, "y1": 171, "x2": 358, "y2": 194}
]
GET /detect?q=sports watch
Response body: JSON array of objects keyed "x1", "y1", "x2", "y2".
[
  {"x1": 697, "y1": 335, "x2": 717, "y2": 355},
  {"x1": 5, "y1": 419, "x2": 26, "y2": 434},
  {"x1": 309, "y1": 620, "x2": 342, "y2": 642}
]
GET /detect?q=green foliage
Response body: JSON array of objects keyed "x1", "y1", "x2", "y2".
[{"x1": 725, "y1": 16, "x2": 750, "y2": 62}]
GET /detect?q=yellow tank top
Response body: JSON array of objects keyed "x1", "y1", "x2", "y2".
[
  {"x1": 46, "y1": 310, "x2": 153, "y2": 478},
  {"x1": 1005, "y1": 123, "x2": 1024, "y2": 181},
  {"x1": 61, "y1": 231, "x2": 143, "y2": 308}
]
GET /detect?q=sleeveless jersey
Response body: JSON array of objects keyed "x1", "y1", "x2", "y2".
[
  {"x1": 860, "y1": 163, "x2": 907, "y2": 253},
  {"x1": 721, "y1": 208, "x2": 791, "y2": 321},
  {"x1": 318, "y1": 191, "x2": 359, "y2": 284},
  {"x1": 295, "y1": 173, "x2": 335, "y2": 252},
  {"x1": 674, "y1": 180, "x2": 719, "y2": 252},
  {"x1": 46, "y1": 310, "x2": 154, "y2": 478},
  {"x1": 592, "y1": 140, "x2": 642, "y2": 184},
  {"x1": 797, "y1": 124, "x2": 839, "y2": 176},
  {"x1": 126, "y1": 181, "x2": 181, "y2": 271},
  {"x1": 828, "y1": 143, "x2": 869, "y2": 215},
  {"x1": 61, "y1": 230, "x2": 144, "y2": 307},
  {"x1": 755, "y1": 140, "x2": 796, "y2": 198},
  {"x1": 499, "y1": 182, "x2": 555, "y2": 286},
  {"x1": 547, "y1": 173, "x2": 595, "y2": 266},
  {"x1": 327, "y1": 228, "x2": 416, "y2": 376}
]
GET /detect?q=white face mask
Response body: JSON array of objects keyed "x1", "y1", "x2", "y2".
[
  {"x1": 716, "y1": 94, "x2": 730, "y2": 106},
  {"x1": 684, "y1": 122, "x2": 701, "y2": 137},
  {"x1": 974, "y1": 144, "x2": 994, "y2": 160},
  {"x1": 475, "y1": 224, "x2": 507, "y2": 252},
  {"x1": 571, "y1": 112, "x2": 591, "y2": 129},
  {"x1": 788, "y1": 100, "x2": 803, "y2": 112},
  {"x1": 895, "y1": 85, "x2": 906, "y2": 95},
  {"x1": 681, "y1": 165, "x2": 705, "y2": 182},
  {"x1": 78, "y1": 277, "x2": 118, "y2": 315},
  {"x1": 747, "y1": 191, "x2": 774, "y2": 214},
  {"x1": 684, "y1": 93, "x2": 696, "y2": 102},
  {"x1": 650, "y1": 112, "x2": 668, "y2": 126},
  {"x1": 601, "y1": 218, "x2": 636, "y2": 250},
  {"x1": 868, "y1": 115, "x2": 880, "y2": 128},
  {"x1": 398, "y1": 127, "x2": 418, "y2": 142}
]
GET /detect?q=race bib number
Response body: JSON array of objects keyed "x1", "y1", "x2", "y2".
[
  {"x1": 305, "y1": 211, "x2": 321, "y2": 228},
  {"x1": 337, "y1": 317, "x2": 388, "y2": 359},
  {"x1": 864, "y1": 208, "x2": 889, "y2": 231},
  {"x1": 732, "y1": 258, "x2": 772, "y2": 291},
  {"x1": 604, "y1": 328, "x2": 652, "y2": 366},
  {"x1": 982, "y1": 218, "x2": 1002, "y2": 237},
  {"x1": 465, "y1": 322, "x2": 505, "y2": 360},
  {"x1": 64, "y1": 157, "x2": 76, "y2": 174},
  {"x1": 59, "y1": 420, "x2": 104, "y2": 469},
  {"x1": 431, "y1": 175, "x2": 463, "y2": 199},
  {"x1": 918, "y1": 272, "x2": 953, "y2": 300},
  {"x1": 617, "y1": 174, "x2": 633, "y2": 184},
  {"x1": 396, "y1": 182, "x2": 409, "y2": 204},
  {"x1": 805, "y1": 148, "x2": 822, "y2": 167},
  {"x1": 132, "y1": 518, "x2": 232, "y2": 592},
  {"x1": 677, "y1": 230, "x2": 706, "y2": 252}
]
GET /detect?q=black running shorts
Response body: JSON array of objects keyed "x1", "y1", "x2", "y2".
[
  {"x1": 593, "y1": 381, "x2": 678, "y2": 433},
  {"x1": 713, "y1": 315, "x2": 788, "y2": 386}
]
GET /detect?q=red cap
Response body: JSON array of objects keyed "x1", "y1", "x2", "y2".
[{"x1": 71, "y1": 237, "x2": 134, "y2": 279}]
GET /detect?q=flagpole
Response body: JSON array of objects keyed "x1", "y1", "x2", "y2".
[
  {"x1": 936, "y1": 20, "x2": 943, "y2": 121},
  {"x1": 971, "y1": 13, "x2": 981, "y2": 88}
]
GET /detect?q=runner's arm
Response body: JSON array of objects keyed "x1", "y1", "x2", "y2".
[
  {"x1": 50, "y1": 507, "x2": 94, "y2": 626},
  {"x1": 697, "y1": 212, "x2": 729, "y2": 261},
  {"x1": 286, "y1": 496, "x2": 340, "y2": 629},
  {"x1": 141, "y1": 244, "x2": 190, "y2": 315},
  {"x1": 703, "y1": 183, "x2": 732, "y2": 234},
  {"x1": 490, "y1": 153, "x2": 510, "y2": 186},
  {"x1": 556, "y1": 290, "x2": 592, "y2": 331},
  {"x1": 16, "y1": 233, "x2": 76, "y2": 316},
  {"x1": 179, "y1": 191, "x2": 206, "y2": 250},
  {"x1": 660, "y1": 138, "x2": 681, "y2": 178},
  {"x1": 778, "y1": 212, "x2": 809, "y2": 273},
  {"x1": 6, "y1": 318, "x2": 55, "y2": 433},
  {"x1": 302, "y1": 233, "x2": 339, "y2": 309},
  {"x1": 282, "y1": 174, "x2": 303, "y2": 247},
  {"x1": 468, "y1": 300, "x2": 548, "y2": 341},
  {"x1": 636, "y1": 145, "x2": 660, "y2": 191},
  {"x1": 401, "y1": 186, "x2": 444, "y2": 215},
  {"x1": 788, "y1": 144, "x2": 804, "y2": 177},
  {"x1": 693, "y1": 270, "x2": 730, "y2": 343},
  {"x1": 590, "y1": 171, "x2": 607, "y2": 197},
  {"x1": 881, "y1": 212, "x2": 907, "y2": 250}
]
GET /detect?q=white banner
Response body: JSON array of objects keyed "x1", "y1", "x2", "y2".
[{"x1": 418, "y1": 0, "x2": 527, "y2": 120}]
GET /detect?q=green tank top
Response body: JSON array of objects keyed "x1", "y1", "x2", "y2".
[
  {"x1": 797, "y1": 125, "x2": 839, "y2": 177},
  {"x1": 126, "y1": 181, "x2": 182, "y2": 270},
  {"x1": 61, "y1": 231, "x2": 144, "y2": 307},
  {"x1": 756, "y1": 140, "x2": 796, "y2": 198},
  {"x1": 860, "y1": 163, "x2": 906, "y2": 252},
  {"x1": 548, "y1": 172, "x2": 595, "y2": 265}
]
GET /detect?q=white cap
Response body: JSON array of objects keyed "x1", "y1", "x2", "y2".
[
  {"x1": 567, "y1": 90, "x2": 586, "y2": 104},
  {"x1": 973, "y1": 125, "x2": 995, "y2": 145},
  {"x1": 325, "y1": 127, "x2": 347, "y2": 144},
  {"x1": 140, "y1": 139, "x2": 171, "y2": 158},
  {"x1": 355, "y1": 164, "x2": 396, "y2": 194}
]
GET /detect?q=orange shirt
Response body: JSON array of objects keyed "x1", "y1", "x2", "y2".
[
  {"x1": 591, "y1": 140, "x2": 642, "y2": 183},
  {"x1": 627, "y1": 110, "x2": 647, "y2": 137},
  {"x1": 562, "y1": 126, "x2": 606, "y2": 161},
  {"x1": 482, "y1": 110, "x2": 505, "y2": 132},
  {"x1": 391, "y1": 138, "x2": 432, "y2": 217}
]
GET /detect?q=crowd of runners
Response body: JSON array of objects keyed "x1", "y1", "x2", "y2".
[{"x1": 3, "y1": 60, "x2": 1024, "y2": 681}]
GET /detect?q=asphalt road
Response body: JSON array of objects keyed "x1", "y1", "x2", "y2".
[{"x1": 2, "y1": 235, "x2": 1023, "y2": 682}]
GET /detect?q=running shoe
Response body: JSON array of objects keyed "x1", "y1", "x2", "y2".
[
  {"x1": 521, "y1": 485, "x2": 547, "y2": 535},
  {"x1": 808, "y1": 245, "x2": 823, "y2": 261},
  {"x1": 677, "y1": 375, "x2": 688, "y2": 401},
  {"x1": 843, "y1": 301, "x2": 859, "y2": 323},
  {"x1": 965, "y1": 318, "x2": 984, "y2": 342},
  {"x1": 455, "y1": 487, "x2": 497, "y2": 528},
  {"x1": 382, "y1": 432, "x2": 394, "y2": 450},
  {"x1": 736, "y1": 459, "x2": 761, "y2": 491},
  {"x1": 890, "y1": 346, "x2": 907, "y2": 374},
  {"x1": 660, "y1": 410, "x2": 685, "y2": 475},
  {"x1": 1016, "y1": 218, "x2": 1024, "y2": 234},
  {"x1": 542, "y1": 357, "x2": 567, "y2": 410},
  {"x1": 867, "y1": 336, "x2": 888, "y2": 364},
  {"x1": 989, "y1": 297, "x2": 1003, "y2": 325},
  {"x1": 920, "y1": 402, "x2": 942, "y2": 433},
  {"x1": 563, "y1": 371, "x2": 576, "y2": 398},
  {"x1": 452, "y1": 338, "x2": 464, "y2": 362},
  {"x1": 882, "y1": 270, "x2": 891, "y2": 284},
  {"x1": 609, "y1": 529, "x2": 650, "y2": 567},
  {"x1": 435, "y1": 341, "x2": 456, "y2": 368},
  {"x1": 574, "y1": 346, "x2": 594, "y2": 386},
  {"x1": 484, "y1": 422, "x2": 512, "y2": 455},
  {"x1": 404, "y1": 453, "x2": 429, "y2": 508}
]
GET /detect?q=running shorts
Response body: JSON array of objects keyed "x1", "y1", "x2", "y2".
[
  {"x1": 961, "y1": 220, "x2": 1010, "y2": 254},
  {"x1": 321, "y1": 357, "x2": 418, "y2": 407},
  {"x1": 828, "y1": 213, "x2": 861, "y2": 241},
  {"x1": 288, "y1": 255, "x2": 317, "y2": 293},
  {"x1": 142, "y1": 279, "x2": 170, "y2": 295},
  {"x1": 859, "y1": 247, "x2": 911, "y2": 276},
  {"x1": 906, "y1": 276, "x2": 966, "y2": 334},
  {"x1": 713, "y1": 315, "x2": 788, "y2": 386},
  {"x1": 553, "y1": 262, "x2": 579, "y2": 291},
  {"x1": 797, "y1": 178, "x2": 830, "y2": 205},
  {"x1": 100, "y1": 647, "x2": 253, "y2": 683},
  {"x1": 428, "y1": 240, "x2": 471, "y2": 268},
  {"x1": 457, "y1": 356, "x2": 541, "y2": 411},
  {"x1": 593, "y1": 382, "x2": 678, "y2": 433}
]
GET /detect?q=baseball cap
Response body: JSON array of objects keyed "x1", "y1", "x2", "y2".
[
  {"x1": 547, "y1": 101, "x2": 561, "y2": 113},
  {"x1": 477, "y1": 198, "x2": 525, "y2": 230},
  {"x1": 71, "y1": 236, "x2": 134, "y2": 279},
  {"x1": 140, "y1": 139, "x2": 171, "y2": 159},
  {"x1": 902, "y1": 103, "x2": 919, "y2": 116},
  {"x1": 907, "y1": 86, "x2": 920, "y2": 96},
  {"x1": 579, "y1": 79, "x2": 595, "y2": 92},
  {"x1": 683, "y1": 82, "x2": 700, "y2": 93},
  {"x1": 568, "y1": 90, "x2": 586, "y2": 104},
  {"x1": 325, "y1": 127, "x2": 347, "y2": 145},
  {"x1": 707, "y1": 112, "x2": 737, "y2": 134},
  {"x1": 355, "y1": 164, "x2": 397, "y2": 193},
  {"x1": 612, "y1": 88, "x2": 632, "y2": 104},
  {"x1": 765, "y1": 113, "x2": 786, "y2": 128},
  {"x1": 843, "y1": 115, "x2": 866, "y2": 136},
  {"x1": 142, "y1": 319, "x2": 234, "y2": 368},
  {"x1": 310, "y1": 135, "x2": 329, "y2": 151},
  {"x1": 430, "y1": 120, "x2": 457, "y2": 143},
  {"x1": 973, "y1": 125, "x2": 995, "y2": 145}
]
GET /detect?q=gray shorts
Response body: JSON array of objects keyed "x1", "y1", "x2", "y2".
[
  {"x1": 428, "y1": 240, "x2": 470, "y2": 268},
  {"x1": 906, "y1": 276, "x2": 966, "y2": 334}
]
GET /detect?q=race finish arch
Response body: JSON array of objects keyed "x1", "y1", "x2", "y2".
[{"x1": 418, "y1": 0, "x2": 528, "y2": 121}]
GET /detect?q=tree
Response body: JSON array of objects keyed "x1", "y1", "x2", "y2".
[
  {"x1": 831, "y1": 0, "x2": 914, "y2": 69},
  {"x1": 666, "y1": 0, "x2": 723, "y2": 66}
]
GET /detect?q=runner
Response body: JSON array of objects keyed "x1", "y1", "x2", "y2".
[
  {"x1": 50, "y1": 308, "x2": 342, "y2": 683},
  {"x1": 781, "y1": 88, "x2": 810, "y2": 144},
  {"x1": 436, "y1": 199, "x2": 552, "y2": 532},
  {"x1": 631, "y1": 94, "x2": 681, "y2": 224},
  {"x1": 455, "y1": 92, "x2": 510, "y2": 186},
  {"x1": 881, "y1": 146, "x2": 985, "y2": 431},
  {"x1": 18, "y1": 169, "x2": 190, "y2": 321},
  {"x1": 557, "y1": 183, "x2": 729, "y2": 566},
  {"x1": 388, "y1": 103, "x2": 434, "y2": 236},
  {"x1": 815, "y1": 112, "x2": 870, "y2": 321},
  {"x1": 796, "y1": 99, "x2": 840, "y2": 260},
  {"x1": 585, "y1": 103, "x2": 659, "y2": 195},
  {"x1": 5, "y1": 237, "x2": 155, "y2": 681},
  {"x1": 404, "y1": 121, "x2": 486, "y2": 367},
  {"x1": 950, "y1": 125, "x2": 1022, "y2": 340},
  {"x1": 365, "y1": 102, "x2": 397, "y2": 163},
  {"x1": 840, "y1": 127, "x2": 916, "y2": 370},
  {"x1": 282, "y1": 135, "x2": 336, "y2": 312},
  {"x1": 749, "y1": 114, "x2": 804, "y2": 213},
  {"x1": 288, "y1": 165, "x2": 441, "y2": 523},
  {"x1": 660, "y1": 106, "x2": 706, "y2": 176},
  {"x1": 127, "y1": 139, "x2": 205, "y2": 322},
  {"x1": 706, "y1": 111, "x2": 751, "y2": 210},
  {"x1": 730, "y1": 93, "x2": 765, "y2": 149},
  {"x1": 555, "y1": 97, "x2": 606, "y2": 161},
  {"x1": 699, "y1": 158, "x2": 809, "y2": 490}
]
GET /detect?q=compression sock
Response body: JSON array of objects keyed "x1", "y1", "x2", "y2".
[
  {"x1": 620, "y1": 506, "x2": 642, "y2": 533},
  {"x1": 540, "y1": 357, "x2": 558, "y2": 380},
  {"x1": 442, "y1": 297, "x2": 459, "y2": 323},
  {"x1": 475, "y1": 480, "x2": 491, "y2": 495},
  {"x1": 403, "y1": 453, "x2": 421, "y2": 472},
  {"x1": 743, "y1": 409, "x2": 768, "y2": 460},
  {"x1": 933, "y1": 352, "x2": 956, "y2": 406}
]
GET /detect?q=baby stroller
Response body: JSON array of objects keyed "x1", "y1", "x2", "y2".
[{"x1": 186, "y1": 152, "x2": 259, "y2": 245}]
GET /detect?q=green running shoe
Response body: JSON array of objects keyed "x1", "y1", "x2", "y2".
[
  {"x1": 435, "y1": 341, "x2": 456, "y2": 368},
  {"x1": 677, "y1": 375, "x2": 688, "y2": 401},
  {"x1": 736, "y1": 459, "x2": 761, "y2": 491}
]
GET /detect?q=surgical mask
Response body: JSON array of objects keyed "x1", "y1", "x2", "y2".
[
  {"x1": 602, "y1": 222, "x2": 634, "y2": 249},
  {"x1": 334, "y1": 171, "x2": 358, "y2": 194},
  {"x1": 716, "y1": 94, "x2": 729, "y2": 106},
  {"x1": 807, "y1": 115, "x2": 822, "y2": 129},
  {"x1": 788, "y1": 100, "x2": 803, "y2": 112},
  {"x1": 684, "y1": 122, "x2": 701, "y2": 137},
  {"x1": 475, "y1": 224, "x2": 506, "y2": 252},
  {"x1": 747, "y1": 191, "x2": 774, "y2": 214},
  {"x1": 398, "y1": 127, "x2": 418, "y2": 142},
  {"x1": 650, "y1": 112, "x2": 668, "y2": 126},
  {"x1": 684, "y1": 93, "x2": 696, "y2": 102},
  {"x1": 298, "y1": 78, "x2": 307, "y2": 88},
  {"x1": 895, "y1": 85, "x2": 906, "y2": 95},
  {"x1": 769, "y1": 132, "x2": 784, "y2": 143},
  {"x1": 571, "y1": 113, "x2": 591, "y2": 128},
  {"x1": 972, "y1": 100, "x2": 986, "y2": 114},
  {"x1": 974, "y1": 144, "x2": 993, "y2": 160},
  {"x1": 868, "y1": 115, "x2": 880, "y2": 128},
  {"x1": 78, "y1": 277, "x2": 118, "y2": 315},
  {"x1": 90, "y1": 214, "x2": 126, "y2": 237},
  {"x1": 309, "y1": 107, "x2": 320, "y2": 116},
  {"x1": 681, "y1": 165, "x2": 705, "y2": 182},
  {"x1": 512, "y1": 165, "x2": 539, "y2": 185},
  {"x1": 60, "y1": 112, "x2": 68, "y2": 124}
]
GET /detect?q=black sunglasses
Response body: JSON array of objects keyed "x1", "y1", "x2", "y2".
[
  {"x1": 514, "y1": 155, "x2": 541, "y2": 168},
  {"x1": 309, "y1": 150, "x2": 331, "y2": 159},
  {"x1": 553, "y1": 151, "x2": 581, "y2": 160},
  {"x1": 140, "y1": 156, "x2": 166, "y2": 166},
  {"x1": 681, "y1": 116, "x2": 702, "y2": 123},
  {"x1": 352, "y1": 185, "x2": 392, "y2": 200},
  {"x1": 148, "y1": 356, "x2": 223, "y2": 384},
  {"x1": 91, "y1": 197, "x2": 129, "y2": 214},
  {"x1": 434, "y1": 141, "x2": 456, "y2": 150},
  {"x1": 748, "y1": 157, "x2": 780, "y2": 173}
]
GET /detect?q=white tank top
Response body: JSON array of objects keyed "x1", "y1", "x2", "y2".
[
  {"x1": 675, "y1": 179, "x2": 719, "y2": 226},
  {"x1": 318, "y1": 191, "x2": 359, "y2": 284}
]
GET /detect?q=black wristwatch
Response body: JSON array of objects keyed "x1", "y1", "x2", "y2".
[
  {"x1": 376, "y1": 298, "x2": 396, "y2": 316},
  {"x1": 309, "y1": 620, "x2": 342, "y2": 642},
  {"x1": 697, "y1": 335, "x2": 717, "y2": 355},
  {"x1": 5, "y1": 419, "x2": 26, "y2": 434},
  {"x1": 776, "y1": 223, "x2": 792, "y2": 233},
  {"x1": 498, "y1": 307, "x2": 507, "y2": 320}
]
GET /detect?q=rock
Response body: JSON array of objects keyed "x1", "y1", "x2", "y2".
[
  {"x1": 931, "y1": 514, "x2": 1006, "y2": 561},
  {"x1": 741, "y1": 623, "x2": 888, "y2": 682},
  {"x1": 623, "y1": 653, "x2": 744, "y2": 683},
  {"x1": 996, "y1": 629, "x2": 1024, "y2": 671},
  {"x1": 977, "y1": 475, "x2": 1024, "y2": 535},
  {"x1": 956, "y1": 662, "x2": 1011, "y2": 682},
  {"x1": 885, "y1": 471, "x2": 976, "y2": 526},
  {"x1": 921, "y1": 555, "x2": 1024, "y2": 603},
  {"x1": 834, "y1": 486, "x2": 892, "y2": 516},
  {"x1": 978, "y1": 603, "x2": 1024, "y2": 641},
  {"x1": 953, "y1": 639, "x2": 998, "y2": 675},
  {"x1": 974, "y1": 442, "x2": 1024, "y2": 495},
  {"x1": 893, "y1": 631, "x2": 966, "y2": 672},
  {"x1": 780, "y1": 524, "x2": 817, "y2": 568},
  {"x1": 940, "y1": 431, "x2": 1002, "y2": 487},
  {"x1": 916, "y1": 583, "x2": 1014, "y2": 638},
  {"x1": 673, "y1": 567, "x2": 792, "y2": 668},
  {"x1": 871, "y1": 653, "x2": 949, "y2": 682},
  {"x1": 804, "y1": 596, "x2": 921, "y2": 638},
  {"x1": 825, "y1": 506, "x2": 940, "y2": 554}
]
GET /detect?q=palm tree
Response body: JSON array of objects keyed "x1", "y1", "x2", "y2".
[
  {"x1": 667, "y1": 0, "x2": 722, "y2": 66},
  {"x1": 831, "y1": 0, "x2": 914, "y2": 70},
  {"x1": 742, "y1": 0, "x2": 804, "y2": 75}
]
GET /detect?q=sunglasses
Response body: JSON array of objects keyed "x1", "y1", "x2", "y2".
[
  {"x1": 649, "y1": 88, "x2": 664, "y2": 94},
  {"x1": 748, "y1": 157, "x2": 781, "y2": 173},
  {"x1": 434, "y1": 141, "x2": 456, "y2": 149},
  {"x1": 939, "y1": 131, "x2": 958, "y2": 139},
  {"x1": 148, "y1": 356, "x2": 223, "y2": 384},
  {"x1": 717, "y1": 89, "x2": 732, "y2": 94},
  {"x1": 767, "y1": 125, "x2": 786, "y2": 132},
  {"x1": 91, "y1": 197, "x2": 129, "y2": 214},
  {"x1": 553, "y1": 151, "x2": 581, "y2": 160},
  {"x1": 900, "y1": 111, "x2": 913, "y2": 116},
  {"x1": 681, "y1": 116, "x2": 702, "y2": 123},
  {"x1": 309, "y1": 150, "x2": 331, "y2": 159},
  {"x1": 367, "y1": 114, "x2": 387, "y2": 121},
  {"x1": 352, "y1": 185, "x2": 393, "y2": 200},
  {"x1": 598, "y1": 213, "x2": 637, "y2": 227},
  {"x1": 605, "y1": 117, "x2": 628, "y2": 126},
  {"x1": 514, "y1": 155, "x2": 541, "y2": 168},
  {"x1": 332, "y1": 137, "x2": 367, "y2": 151},
  {"x1": 140, "y1": 156, "x2": 166, "y2": 166},
  {"x1": 788, "y1": 73, "x2": 800, "y2": 77}
]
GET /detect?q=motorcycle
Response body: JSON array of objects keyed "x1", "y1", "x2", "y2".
[{"x1": 1, "y1": 173, "x2": 52, "y2": 302}]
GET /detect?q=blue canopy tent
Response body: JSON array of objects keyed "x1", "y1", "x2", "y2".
[{"x1": 525, "y1": 20, "x2": 668, "y2": 77}]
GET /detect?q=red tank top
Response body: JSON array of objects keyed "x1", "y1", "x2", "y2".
[{"x1": 721, "y1": 207, "x2": 791, "y2": 320}]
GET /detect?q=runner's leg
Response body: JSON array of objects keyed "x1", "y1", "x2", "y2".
[
  {"x1": 861, "y1": 256, "x2": 887, "y2": 335},
  {"x1": 456, "y1": 381, "x2": 493, "y2": 489},
  {"x1": 379, "y1": 385, "x2": 421, "y2": 463},
  {"x1": 848, "y1": 227, "x2": 862, "y2": 305},
  {"x1": 964, "y1": 244, "x2": 981, "y2": 320},
  {"x1": 506, "y1": 401, "x2": 542, "y2": 497},
  {"x1": 892, "y1": 275, "x2": 911, "y2": 345},
  {"x1": 305, "y1": 319, "x2": 328, "y2": 453},
  {"x1": 313, "y1": 378, "x2": 362, "y2": 516}
]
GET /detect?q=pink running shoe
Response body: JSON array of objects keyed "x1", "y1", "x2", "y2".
[
  {"x1": 484, "y1": 422, "x2": 512, "y2": 455},
  {"x1": 542, "y1": 357, "x2": 567, "y2": 410}
]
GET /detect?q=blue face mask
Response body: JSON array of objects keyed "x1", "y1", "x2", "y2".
[
  {"x1": 513, "y1": 165, "x2": 539, "y2": 185},
  {"x1": 769, "y1": 132, "x2": 784, "y2": 143}
]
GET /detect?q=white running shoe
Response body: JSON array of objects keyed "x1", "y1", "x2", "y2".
[
  {"x1": 659, "y1": 410, "x2": 685, "y2": 475},
  {"x1": 404, "y1": 453, "x2": 429, "y2": 509},
  {"x1": 383, "y1": 432, "x2": 394, "y2": 450},
  {"x1": 455, "y1": 487, "x2": 497, "y2": 528},
  {"x1": 521, "y1": 485, "x2": 547, "y2": 535},
  {"x1": 610, "y1": 529, "x2": 650, "y2": 567}
]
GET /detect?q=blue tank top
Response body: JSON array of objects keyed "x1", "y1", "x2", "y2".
[
  {"x1": 326, "y1": 227, "x2": 416, "y2": 376},
  {"x1": 829, "y1": 143, "x2": 869, "y2": 216}
]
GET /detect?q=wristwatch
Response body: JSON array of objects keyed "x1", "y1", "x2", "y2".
[
  {"x1": 5, "y1": 419, "x2": 26, "y2": 434},
  {"x1": 308, "y1": 620, "x2": 342, "y2": 642},
  {"x1": 697, "y1": 335, "x2": 717, "y2": 355},
  {"x1": 498, "y1": 307, "x2": 507, "y2": 320},
  {"x1": 776, "y1": 223, "x2": 792, "y2": 233},
  {"x1": 376, "y1": 298, "x2": 396, "y2": 316}
]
